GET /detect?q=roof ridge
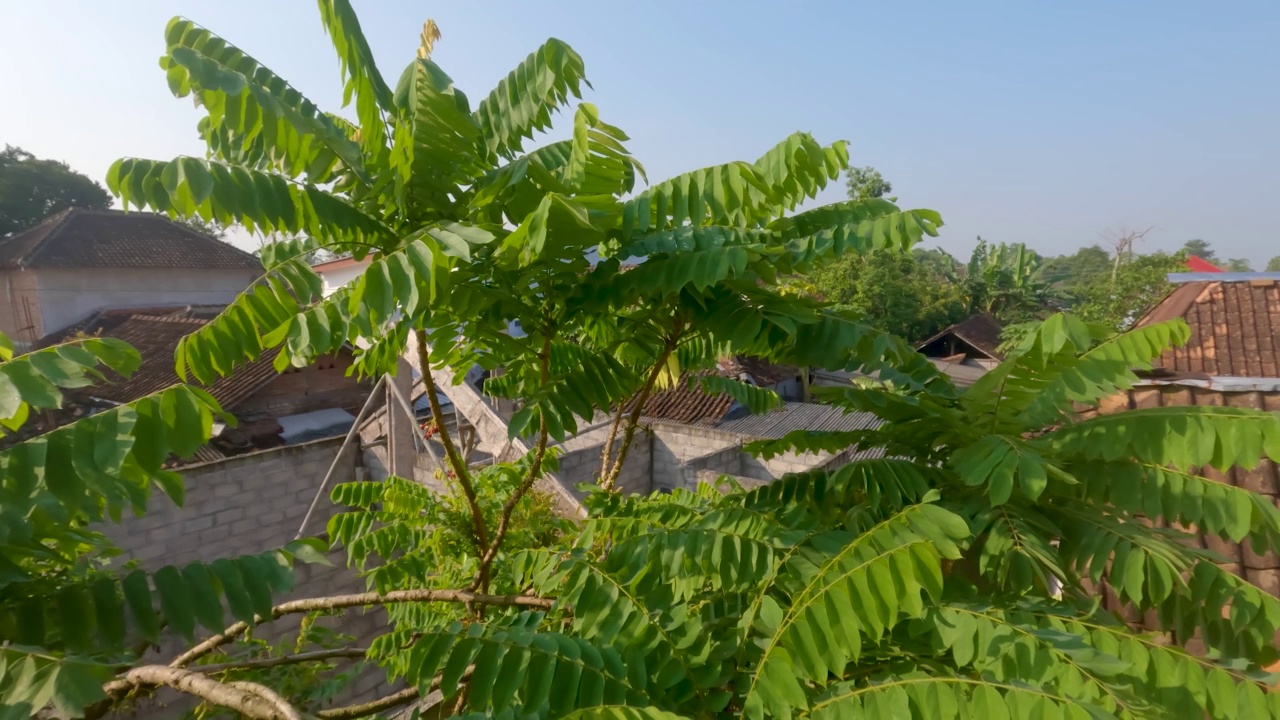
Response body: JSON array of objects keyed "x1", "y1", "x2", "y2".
[
  {"x1": 1, "y1": 207, "x2": 80, "y2": 266},
  {"x1": 125, "y1": 314, "x2": 210, "y2": 326}
]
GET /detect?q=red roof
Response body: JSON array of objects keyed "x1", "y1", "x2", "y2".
[{"x1": 1185, "y1": 256, "x2": 1222, "y2": 273}]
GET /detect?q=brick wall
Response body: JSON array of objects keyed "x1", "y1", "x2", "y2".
[
  {"x1": 1080, "y1": 385, "x2": 1280, "y2": 601},
  {"x1": 98, "y1": 437, "x2": 396, "y2": 716},
  {"x1": 234, "y1": 351, "x2": 373, "y2": 422}
]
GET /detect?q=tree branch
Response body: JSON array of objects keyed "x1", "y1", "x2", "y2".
[
  {"x1": 170, "y1": 589, "x2": 553, "y2": 669},
  {"x1": 316, "y1": 686, "x2": 419, "y2": 720},
  {"x1": 317, "y1": 665, "x2": 474, "y2": 720},
  {"x1": 191, "y1": 647, "x2": 369, "y2": 674},
  {"x1": 471, "y1": 335, "x2": 552, "y2": 593},
  {"x1": 597, "y1": 402, "x2": 627, "y2": 481},
  {"x1": 106, "y1": 666, "x2": 299, "y2": 720},
  {"x1": 602, "y1": 324, "x2": 683, "y2": 490},
  {"x1": 414, "y1": 328, "x2": 489, "y2": 556}
]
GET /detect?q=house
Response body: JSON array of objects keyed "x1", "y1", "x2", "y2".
[
  {"x1": 915, "y1": 313, "x2": 1005, "y2": 370},
  {"x1": 0, "y1": 209, "x2": 260, "y2": 348},
  {"x1": 311, "y1": 254, "x2": 369, "y2": 296},
  {"x1": 34, "y1": 305, "x2": 375, "y2": 464},
  {"x1": 1084, "y1": 272, "x2": 1280, "y2": 603}
]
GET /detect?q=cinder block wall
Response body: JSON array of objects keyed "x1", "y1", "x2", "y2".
[{"x1": 98, "y1": 437, "x2": 395, "y2": 716}]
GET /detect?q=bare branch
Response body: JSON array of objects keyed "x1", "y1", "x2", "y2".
[
  {"x1": 191, "y1": 647, "x2": 369, "y2": 674},
  {"x1": 415, "y1": 328, "x2": 489, "y2": 555},
  {"x1": 106, "y1": 666, "x2": 299, "y2": 720},
  {"x1": 317, "y1": 685, "x2": 420, "y2": 720},
  {"x1": 318, "y1": 665, "x2": 474, "y2": 720},
  {"x1": 472, "y1": 335, "x2": 552, "y2": 593},
  {"x1": 170, "y1": 589, "x2": 553, "y2": 668},
  {"x1": 602, "y1": 323, "x2": 684, "y2": 490}
]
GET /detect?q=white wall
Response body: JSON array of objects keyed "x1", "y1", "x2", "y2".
[
  {"x1": 35, "y1": 267, "x2": 258, "y2": 335},
  {"x1": 317, "y1": 260, "x2": 370, "y2": 297}
]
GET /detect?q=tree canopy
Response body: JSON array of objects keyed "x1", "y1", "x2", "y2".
[
  {"x1": 0, "y1": 145, "x2": 112, "y2": 236},
  {"x1": 1181, "y1": 238, "x2": 1218, "y2": 264},
  {"x1": 2, "y1": 3, "x2": 1280, "y2": 719}
]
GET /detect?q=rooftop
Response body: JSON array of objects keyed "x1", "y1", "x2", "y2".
[
  {"x1": 0, "y1": 208, "x2": 260, "y2": 270},
  {"x1": 1137, "y1": 275, "x2": 1280, "y2": 378}
]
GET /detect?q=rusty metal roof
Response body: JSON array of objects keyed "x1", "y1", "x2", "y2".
[
  {"x1": 640, "y1": 374, "x2": 736, "y2": 425},
  {"x1": 0, "y1": 208, "x2": 260, "y2": 270},
  {"x1": 1137, "y1": 278, "x2": 1280, "y2": 378}
]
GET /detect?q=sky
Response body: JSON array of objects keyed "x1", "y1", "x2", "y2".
[{"x1": 2, "y1": 0, "x2": 1278, "y2": 265}]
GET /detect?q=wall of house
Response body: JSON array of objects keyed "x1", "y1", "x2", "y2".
[
  {"x1": 234, "y1": 351, "x2": 374, "y2": 421},
  {"x1": 97, "y1": 437, "x2": 396, "y2": 715},
  {"x1": 0, "y1": 268, "x2": 42, "y2": 347},
  {"x1": 317, "y1": 260, "x2": 370, "y2": 296},
  {"x1": 33, "y1": 267, "x2": 257, "y2": 335}
]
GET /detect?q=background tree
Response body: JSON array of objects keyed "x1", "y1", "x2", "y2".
[
  {"x1": 956, "y1": 238, "x2": 1054, "y2": 324},
  {"x1": 0, "y1": 145, "x2": 111, "y2": 236},
  {"x1": 175, "y1": 215, "x2": 227, "y2": 240},
  {"x1": 1225, "y1": 257, "x2": 1253, "y2": 272},
  {"x1": 1267, "y1": 255, "x2": 1280, "y2": 272},
  {"x1": 1071, "y1": 250, "x2": 1185, "y2": 331},
  {"x1": 809, "y1": 248, "x2": 965, "y2": 341},
  {"x1": 844, "y1": 164, "x2": 892, "y2": 200},
  {"x1": 1181, "y1": 238, "x2": 1218, "y2": 264},
  {"x1": 1041, "y1": 243, "x2": 1111, "y2": 298}
]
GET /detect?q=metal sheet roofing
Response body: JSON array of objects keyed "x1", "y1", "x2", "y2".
[{"x1": 713, "y1": 401, "x2": 883, "y2": 439}]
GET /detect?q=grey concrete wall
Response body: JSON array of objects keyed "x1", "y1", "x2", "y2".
[
  {"x1": 98, "y1": 437, "x2": 395, "y2": 716},
  {"x1": 34, "y1": 267, "x2": 257, "y2": 335}
]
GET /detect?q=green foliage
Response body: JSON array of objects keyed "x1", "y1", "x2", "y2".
[
  {"x1": 52, "y1": 2, "x2": 1280, "y2": 718},
  {"x1": 1225, "y1": 258, "x2": 1253, "y2": 272},
  {"x1": 844, "y1": 165, "x2": 892, "y2": 201},
  {"x1": 1071, "y1": 251, "x2": 1186, "y2": 332},
  {"x1": 0, "y1": 327, "x2": 328, "y2": 717},
  {"x1": 1181, "y1": 239, "x2": 1218, "y2": 264},
  {"x1": 0, "y1": 146, "x2": 111, "y2": 237},
  {"x1": 1267, "y1": 255, "x2": 1280, "y2": 272},
  {"x1": 808, "y1": 248, "x2": 967, "y2": 342}
]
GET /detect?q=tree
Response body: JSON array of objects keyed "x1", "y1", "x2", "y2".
[
  {"x1": 1072, "y1": 250, "x2": 1186, "y2": 331},
  {"x1": 1268, "y1": 255, "x2": 1280, "y2": 272},
  {"x1": 810, "y1": 248, "x2": 965, "y2": 342},
  {"x1": 1181, "y1": 238, "x2": 1218, "y2": 264},
  {"x1": 1041, "y1": 244, "x2": 1111, "y2": 298},
  {"x1": 957, "y1": 238, "x2": 1054, "y2": 323},
  {"x1": 6, "y1": 3, "x2": 1280, "y2": 718},
  {"x1": 1225, "y1": 257, "x2": 1253, "y2": 272},
  {"x1": 0, "y1": 145, "x2": 111, "y2": 236},
  {"x1": 175, "y1": 215, "x2": 227, "y2": 240},
  {"x1": 844, "y1": 165, "x2": 892, "y2": 200}
]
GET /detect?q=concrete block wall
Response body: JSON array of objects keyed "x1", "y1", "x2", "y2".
[
  {"x1": 741, "y1": 447, "x2": 841, "y2": 482},
  {"x1": 98, "y1": 437, "x2": 397, "y2": 716}
]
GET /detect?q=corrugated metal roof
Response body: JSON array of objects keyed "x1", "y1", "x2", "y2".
[{"x1": 713, "y1": 401, "x2": 882, "y2": 439}]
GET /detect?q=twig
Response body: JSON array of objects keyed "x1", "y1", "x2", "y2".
[
  {"x1": 317, "y1": 685, "x2": 419, "y2": 720},
  {"x1": 414, "y1": 328, "x2": 489, "y2": 555},
  {"x1": 596, "y1": 402, "x2": 627, "y2": 481},
  {"x1": 191, "y1": 647, "x2": 368, "y2": 674},
  {"x1": 320, "y1": 665, "x2": 473, "y2": 720},
  {"x1": 471, "y1": 336, "x2": 552, "y2": 593},
  {"x1": 105, "y1": 666, "x2": 299, "y2": 720},
  {"x1": 602, "y1": 325, "x2": 683, "y2": 490},
  {"x1": 170, "y1": 589, "x2": 553, "y2": 668}
]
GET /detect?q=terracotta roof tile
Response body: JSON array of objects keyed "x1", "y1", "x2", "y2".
[
  {"x1": 1137, "y1": 279, "x2": 1280, "y2": 378},
  {"x1": 0, "y1": 208, "x2": 260, "y2": 270},
  {"x1": 53, "y1": 308, "x2": 278, "y2": 409},
  {"x1": 716, "y1": 356, "x2": 800, "y2": 387}
]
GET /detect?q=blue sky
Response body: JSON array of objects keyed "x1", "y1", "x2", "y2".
[{"x1": 2, "y1": 1, "x2": 1278, "y2": 265}]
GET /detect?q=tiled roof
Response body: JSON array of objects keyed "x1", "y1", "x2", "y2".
[
  {"x1": 916, "y1": 313, "x2": 1005, "y2": 360},
  {"x1": 50, "y1": 307, "x2": 279, "y2": 409},
  {"x1": 0, "y1": 208, "x2": 260, "y2": 270},
  {"x1": 1136, "y1": 278, "x2": 1280, "y2": 378},
  {"x1": 640, "y1": 374, "x2": 735, "y2": 425}
]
